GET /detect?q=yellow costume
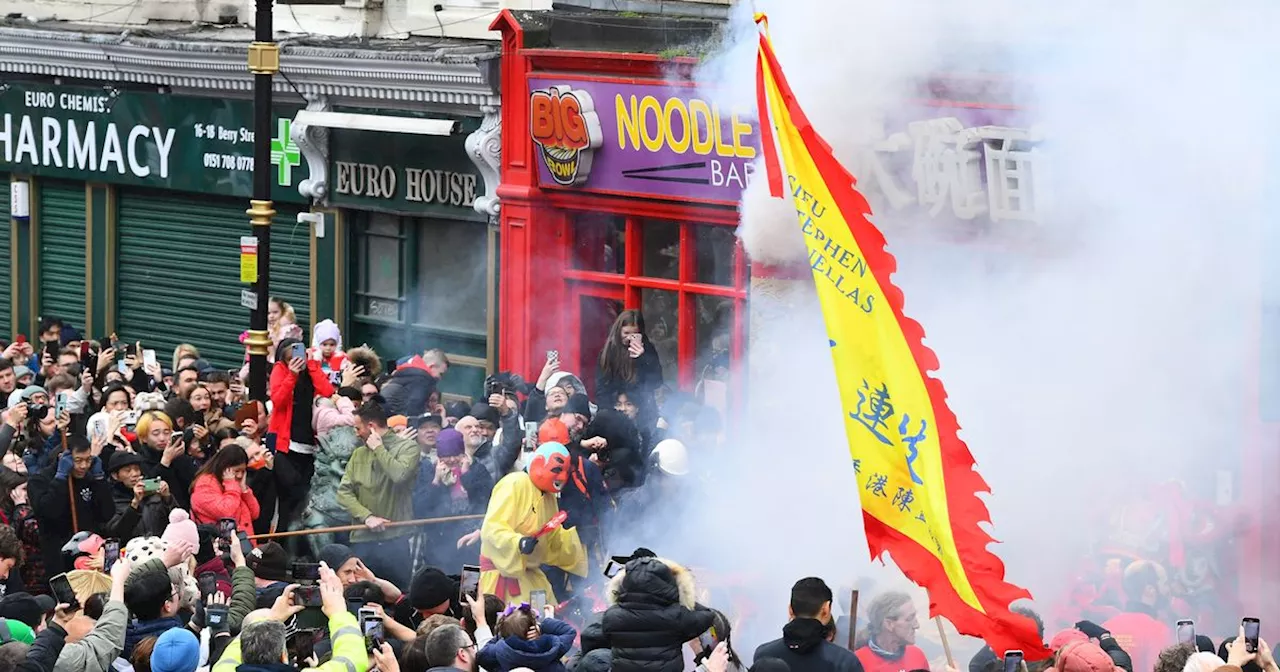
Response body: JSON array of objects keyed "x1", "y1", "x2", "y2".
[{"x1": 479, "y1": 471, "x2": 587, "y2": 605}]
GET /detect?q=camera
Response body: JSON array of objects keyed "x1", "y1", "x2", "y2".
[{"x1": 26, "y1": 403, "x2": 48, "y2": 419}]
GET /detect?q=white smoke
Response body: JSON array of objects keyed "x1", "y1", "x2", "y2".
[{"x1": 625, "y1": 0, "x2": 1280, "y2": 658}]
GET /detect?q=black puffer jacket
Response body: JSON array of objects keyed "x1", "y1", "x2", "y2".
[{"x1": 600, "y1": 557, "x2": 715, "y2": 672}]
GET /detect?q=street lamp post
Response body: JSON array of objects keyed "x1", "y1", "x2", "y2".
[{"x1": 245, "y1": 0, "x2": 278, "y2": 402}]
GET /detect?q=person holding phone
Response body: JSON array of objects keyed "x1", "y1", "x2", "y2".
[
  {"x1": 190, "y1": 445, "x2": 260, "y2": 540},
  {"x1": 134, "y1": 411, "x2": 198, "y2": 510},
  {"x1": 32, "y1": 435, "x2": 114, "y2": 575},
  {"x1": 477, "y1": 602, "x2": 578, "y2": 672},
  {"x1": 104, "y1": 450, "x2": 175, "y2": 541},
  {"x1": 595, "y1": 310, "x2": 664, "y2": 427},
  {"x1": 268, "y1": 337, "x2": 335, "y2": 540}
]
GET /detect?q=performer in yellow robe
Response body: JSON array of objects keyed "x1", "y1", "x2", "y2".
[{"x1": 479, "y1": 442, "x2": 587, "y2": 605}]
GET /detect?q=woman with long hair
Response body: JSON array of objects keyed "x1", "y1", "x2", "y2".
[
  {"x1": 189, "y1": 444, "x2": 259, "y2": 539},
  {"x1": 595, "y1": 309, "x2": 664, "y2": 425},
  {"x1": 0, "y1": 469, "x2": 45, "y2": 594}
]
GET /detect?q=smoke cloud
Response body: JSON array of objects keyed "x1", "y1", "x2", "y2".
[{"x1": 621, "y1": 0, "x2": 1280, "y2": 658}]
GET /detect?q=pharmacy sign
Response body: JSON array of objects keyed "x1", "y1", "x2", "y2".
[{"x1": 0, "y1": 83, "x2": 307, "y2": 203}]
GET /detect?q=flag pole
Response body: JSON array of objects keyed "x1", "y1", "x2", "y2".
[{"x1": 936, "y1": 616, "x2": 956, "y2": 668}]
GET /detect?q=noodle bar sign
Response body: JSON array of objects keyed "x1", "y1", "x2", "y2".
[{"x1": 528, "y1": 77, "x2": 760, "y2": 206}]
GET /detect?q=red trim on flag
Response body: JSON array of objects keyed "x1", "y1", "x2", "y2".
[
  {"x1": 758, "y1": 36, "x2": 1049, "y2": 659},
  {"x1": 755, "y1": 36, "x2": 785, "y2": 199}
]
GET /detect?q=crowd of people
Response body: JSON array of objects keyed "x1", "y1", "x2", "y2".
[{"x1": 0, "y1": 303, "x2": 1264, "y2": 672}]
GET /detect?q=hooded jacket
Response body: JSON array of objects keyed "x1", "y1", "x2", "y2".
[
  {"x1": 190, "y1": 473, "x2": 261, "y2": 538},
  {"x1": 755, "y1": 619, "x2": 865, "y2": 672},
  {"x1": 335, "y1": 428, "x2": 420, "y2": 543},
  {"x1": 106, "y1": 480, "x2": 173, "y2": 541},
  {"x1": 478, "y1": 617, "x2": 578, "y2": 672},
  {"x1": 381, "y1": 355, "x2": 439, "y2": 417},
  {"x1": 599, "y1": 557, "x2": 715, "y2": 672}
]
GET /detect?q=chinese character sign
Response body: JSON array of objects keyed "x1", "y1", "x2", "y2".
[{"x1": 754, "y1": 16, "x2": 1048, "y2": 658}]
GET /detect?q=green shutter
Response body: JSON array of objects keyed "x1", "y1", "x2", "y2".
[
  {"x1": 270, "y1": 216, "x2": 312, "y2": 338},
  {"x1": 115, "y1": 191, "x2": 308, "y2": 368},
  {"x1": 0, "y1": 176, "x2": 10, "y2": 340},
  {"x1": 37, "y1": 180, "x2": 86, "y2": 328}
]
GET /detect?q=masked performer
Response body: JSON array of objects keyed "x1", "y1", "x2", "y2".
[{"x1": 480, "y1": 442, "x2": 587, "y2": 604}]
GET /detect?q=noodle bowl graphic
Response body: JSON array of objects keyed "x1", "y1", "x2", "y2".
[{"x1": 530, "y1": 85, "x2": 603, "y2": 186}]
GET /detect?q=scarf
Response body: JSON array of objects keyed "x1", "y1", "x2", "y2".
[{"x1": 868, "y1": 637, "x2": 906, "y2": 661}]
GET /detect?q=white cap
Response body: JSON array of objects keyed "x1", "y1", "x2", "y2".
[{"x1": 651, "y1": 439, "x2": 689, "y2": 476}]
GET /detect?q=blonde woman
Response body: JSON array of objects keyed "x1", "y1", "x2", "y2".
[{"x1": 172, "y1": 344, "x2": 200, "y2": 373}]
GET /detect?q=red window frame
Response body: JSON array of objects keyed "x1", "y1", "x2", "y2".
[{"x1": 561, "y1": 211, "x2": 749, "y2": 397}]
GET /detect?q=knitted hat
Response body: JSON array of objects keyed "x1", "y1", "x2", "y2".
[
  {"x1": 444, "y1": 401, "x2": 470, "y2": 421},
  {"x1": 318, "y1": 544, "x2": 356, "y2": 573},
  {"x1": 11, "y1": 366, "x2": 31, "y2": 382},
  {"x1": 561, "y1": 393, "x2": 592, "y2": 419},
  {"x1": 436, "y1": 429, "x2": 464, "y2": 458},
  {"x1": 249, "y1": 542, "x2": 290, "y2": 583},
  {"x1": 312, "y1": 319, "x2": 342, "y2": 349},
  {"x1": 151, "y1": 627, "x2": 200, "y2": 672},
  {"x1": 162, "y1": 509, "x2": 200, "y2": 551},
  {"x1": 1057, "y1": 642, "x2": 1116, "y2": 672},
  {"x1": 409, "y1": 567, "x2": 456, "y2": 611},
  {"x1": 0, "y1": 617, "x2": 34, "y2": 644},
  {"x1": 0, "y1": 593, "x2": 54, "y2": 628},
  {"x1": 134, "y1": 392, "x2": 166, "y2": 412}
]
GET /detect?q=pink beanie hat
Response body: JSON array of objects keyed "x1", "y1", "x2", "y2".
[
  {"x1": 1050, "y1": 628, "x2": 1089, "y2": 652},
  {"x1": 162, "y1": 509, "x2": 200, "y2": 551}
]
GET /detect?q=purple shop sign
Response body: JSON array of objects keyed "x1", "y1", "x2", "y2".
[{"x1": 528, "y1": 76, "x2": 760, "y2": 206}]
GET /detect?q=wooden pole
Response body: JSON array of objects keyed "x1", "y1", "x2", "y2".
[
  {"x1": 846, "y1": 589, "x2": 859, "y2": 650},
  {"x1": 248, "y1": 513, "x2": 485, "y2": 540},
  {"x1": 67, "y1": 475, "x2": 79, "y2": 533},
  {"x1": 936, "y1": 616, "x2": 956, "y2": 669}
]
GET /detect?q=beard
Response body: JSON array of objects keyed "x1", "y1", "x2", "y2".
[{"x1": 465, "y1": 435, "x2": 486, "y2": 450}]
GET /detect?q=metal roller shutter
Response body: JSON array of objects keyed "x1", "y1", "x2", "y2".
[
  {"x1": 0, "y1": 176, "x2": 10, "y2": 339},
  {"x1": 115, "y1": 191, "x2": 309, "y2": 368},
  {"x1": 37, "y1": 180, "x2": 86, "y2": 328}
]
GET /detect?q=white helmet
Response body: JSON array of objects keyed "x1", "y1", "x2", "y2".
[{"x1": 651, "y1": 439, "x2": 689, "y2": 477}]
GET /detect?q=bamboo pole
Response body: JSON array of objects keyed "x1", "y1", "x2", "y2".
[
  {"x1": 846, "y1": 589, "x2": 859, "y2": 650},
  {"x1": 248, "y1": 514, "x2": 485, "y2": 540}
]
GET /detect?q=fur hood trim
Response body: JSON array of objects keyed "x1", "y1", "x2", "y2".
[{"x1": 604, "y1": 556, "x2": 697, "y2": 610}]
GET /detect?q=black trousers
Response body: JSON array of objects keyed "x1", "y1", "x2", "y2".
[{"x1": 276, "y1": 450, "x2": 316, "y2": 557}]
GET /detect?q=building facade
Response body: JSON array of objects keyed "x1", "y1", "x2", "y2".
[
  {"x1": 491, "y1": 9, "x2": 751, "y2": 413},
  {"x1": 0, "y1": 27, "x2": 501, "y2": 400}
]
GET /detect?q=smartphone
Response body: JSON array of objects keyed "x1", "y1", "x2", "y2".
[
  {"x1": 288, "y1": 628, "x2": 319, "y2": 666},
  {"x1": 116, "y1": 361, "x2": 128, "y2": 374},
  {"x1": 54, "y1": 391, "x2": 68, "y2": 420},
  {"x1": 698, "y1": 626, "x2": 718, "y2": 652},
  {"x1": 530, "y1": 589, "x2": 547, "y2": 614},
  {"x1": 141, "y1": 477, "x2": 162, "y2": 494},
  {"x1": 293, "y1": 585, "x2": 323, "y2": 607},
  {"x1": 346, "y1": 597, "x2": 366, "y2": 617},
  {"x1": 14, "y1": 334, "x2": 25, "y2": 345},
  {"x1": 217, "y1": 518, "x2": 237, "y2": 540},
  {"x1": 42, "y1": 341, "x2": 57, "y2": 362},
  {"x1": 198, "y1": 571, "x2": 218, "y2": 597},
  {"x1": 1176, "y1": 619, "x2": 1195, "y2": 645},
  {"x1": 523, "y1": 421, "x2": 538, "y2": 450},
  {"x1": 142, "y1": 349, "x2": 157, "y2": 368},
  {"x1": 547, "y1": 350, "x2": 559, "y2": 363},
  {"x1": 170, "y1": 431, "x2": 184, "y2": 446},
  {"x1": 122, "y1": 410, "x2": 140, "y2": 428},
  {"x1": 183, "y1": 427, "x2": 196, "y2": 445},
  {"x1": 125, "y1": 343, "x2": 137, "y2": 358},
  {"x1": 79, "y1": 341, "x2": 96, "y2": 371},
  {"x1": 1244, "y1": 618, "x2": 1261, "y2": 654},
  {"x1": 290, "y1": 343, "x2": 306, "y2": 360},
  {"x1": 603, "y1": 559, "x2": 622, "y2": 579},
  {"x1": 361, "y1": 614, "x2": 385, "y2": 651},
  {"x1": 460, "y1": 564, "x2": 480, "y2": 602},
  {"x1": 103, "y1": 538, "x2": 120, "y2": 574},
  {"x1": 291, "y1": 562, "x2": 321, "y2": 582},
  {"x1": 49, "y1": 572, "x2": 80, "y2": 611},
  {"x1": 1003, "y1": 650, "x2": 1024, "y2": 672}
]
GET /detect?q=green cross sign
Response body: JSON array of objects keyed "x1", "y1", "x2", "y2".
[{"x1": 270, "y1": 118, "x2": 301, "y2": 186}]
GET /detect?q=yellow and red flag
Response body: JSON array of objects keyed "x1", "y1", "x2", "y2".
[{"x1": 754, "y1": 16, "x2": 1049, "y2": 658}]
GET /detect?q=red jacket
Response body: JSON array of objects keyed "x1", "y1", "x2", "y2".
[
  {"x1": 268, "y1": 359, "x2": 336, "y2": 452},
  {"x1": 190, "y1": 473, "x2": 261, "y2": 539}
]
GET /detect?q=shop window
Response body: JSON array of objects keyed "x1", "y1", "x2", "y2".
[
  {"x1": 640, "y1": 219, "x2": 680, "y2": 280},
  {"x1": 564, "y1": 212, "x2": 747, "y2": 400},
  {"x1": 414, "y1": 218, "x2": 488, "y2": 336},
  {"x1": 354, "y1": 213, "x2": 406, "y2": 322},
  {"x1": 571, "y1": 213, "x2": 625, "y2": 274},
  {"x1": 694, "y1": 224, "x2": 738, "y2": 287}
]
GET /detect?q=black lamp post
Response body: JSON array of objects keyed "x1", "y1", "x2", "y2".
[{"x1": 245, "y1": 0, "x2": 278, "y2": 401}]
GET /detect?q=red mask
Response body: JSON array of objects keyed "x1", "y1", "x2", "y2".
[{"x1": 528, "y1": 442, "x2": 570, "y2": 494}]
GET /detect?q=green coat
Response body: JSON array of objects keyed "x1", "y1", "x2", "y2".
[{"x1": 336, "y1": 428, "x2": 420, "y2": 543}]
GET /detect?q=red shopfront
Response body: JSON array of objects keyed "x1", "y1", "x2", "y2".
[{"x1": 491, "y1": 10, "x2": 757, "y2": 409}]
